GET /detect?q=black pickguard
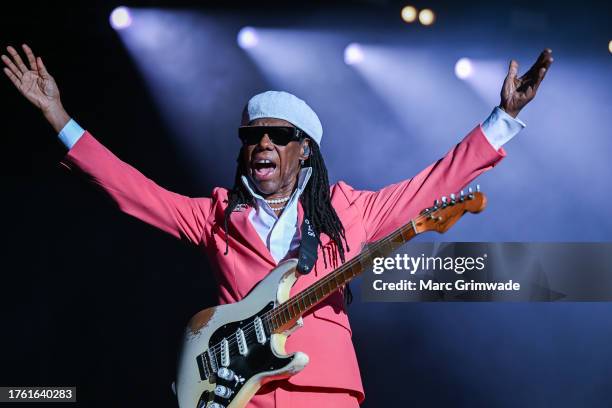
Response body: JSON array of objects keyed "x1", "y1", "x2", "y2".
[{"x1": 196, "y1": 302, "x2": 293, "y2": 408}]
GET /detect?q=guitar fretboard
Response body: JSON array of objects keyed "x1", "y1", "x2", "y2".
[{"x1": 266, "y1": 219, "x2": 418, "y2": 332}]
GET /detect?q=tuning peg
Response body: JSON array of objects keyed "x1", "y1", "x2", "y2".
[
  {"x1": 450, "y1": 193, "x2": 456, "y2": 204},
  {"x1": 441, "y1": 196, "x2": 447, "y2": 207},
  {"x1": 468, "y1": 187, "x2": 474, "y2": 199},
  {"x1": 460, "y1": 190, "x2": 465, "y2": 201},
  {"x1": 476, "y1": 184, "x2": 480, "y2": 192},
  {"x1": 433, "y1": 199, "x2": 439, "y2": 209}
]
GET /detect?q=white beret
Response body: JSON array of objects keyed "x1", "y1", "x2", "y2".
[{"x1": 242, "y1": 90, "x2": 323, "y2": 145}]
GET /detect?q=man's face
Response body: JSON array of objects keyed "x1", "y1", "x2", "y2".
[{"x1": 241, "y1": 118, "x2": 309, "y2": 196}]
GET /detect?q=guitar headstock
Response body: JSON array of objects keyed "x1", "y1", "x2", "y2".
[{"x1": 414, "y1": 185, "x2": 487, "y2": 234}]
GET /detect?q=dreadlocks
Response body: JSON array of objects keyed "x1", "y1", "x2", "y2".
[{"x1": 222, "y1": 137, "x2": 353, "y2": 304}]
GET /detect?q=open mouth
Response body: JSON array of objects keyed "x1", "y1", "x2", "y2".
[{"x1": 251, "y1": 159, "x2": 278, "y2": 181}]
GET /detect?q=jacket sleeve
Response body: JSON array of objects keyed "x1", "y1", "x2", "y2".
[
  {"x1": 60, "y1": 130, "x2": 212, "y2": 245},
  {"x1": 343, "y1": 125, "x2": 506, "y2": 243}
]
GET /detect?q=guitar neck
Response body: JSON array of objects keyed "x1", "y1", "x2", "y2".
[
  {"x1": 268, "y1": 217, "x2": 422, "y2": 333},
  {"x1": 266, "y1": 188, "x2": 486, "y2": 333}
]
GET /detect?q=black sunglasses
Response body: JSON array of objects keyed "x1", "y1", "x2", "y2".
[{"x1": 238, "y1": 126, "x2": 304, "y2": 146}]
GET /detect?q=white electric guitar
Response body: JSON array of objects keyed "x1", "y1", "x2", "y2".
[{"x1": 176, "y1": 187, "x2": 486, "y2": 408}]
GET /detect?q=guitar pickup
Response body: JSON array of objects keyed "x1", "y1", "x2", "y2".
[
  {"x1": 236, "y1": 328, "x2": 248, "y2": 356},
  {"x1": 197, "y1": 353, "x2": 210, "y2": 381},
  {"x1": 220, "y1": 338, "x2": 230, "y2": 367},
  {"x1": 254, "y1": 317, "x2": 267, "y2": 345}
]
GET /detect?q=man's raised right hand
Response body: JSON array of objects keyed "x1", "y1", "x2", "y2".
[{"x1": 2, "y1": 44, "x2": 69, "y2": 132}]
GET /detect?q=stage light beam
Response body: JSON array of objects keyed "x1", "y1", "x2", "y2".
[
  {"x1": 401, "y1": 6, "x2": 418, "y2": 23},
  {"x1": 110, "y1": 6, "x2": 132, "y2": 30},
  {"x1": 609, "y1": 40, "x2": 612, "y2": 54},
  {"x1": 418, "y1": 9, "x2": 435, "y2": 26},
  {"x1": 238, "y1": 27, "x2": 259, "y2": 49},
  {"x1": 344, "y1": 43, "x2": 364, "y2": 65},
  {"x1": 455, "y1": 58, "x2": 474, "y2": 79}
]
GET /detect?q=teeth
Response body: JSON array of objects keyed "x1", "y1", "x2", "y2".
[{"x1": 255, "y1": 159, "x2": 272, "y2": 164}]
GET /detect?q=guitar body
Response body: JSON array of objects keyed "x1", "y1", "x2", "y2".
[{"x1": 176, "y1": 258, "x2": 309, "y2": 408}]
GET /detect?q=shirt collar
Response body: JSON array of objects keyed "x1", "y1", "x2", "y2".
[{"x1": 241, "y1": 167, "x2": 313, "y2": 209}]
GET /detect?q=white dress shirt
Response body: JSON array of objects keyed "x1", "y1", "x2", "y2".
[
  {"x1": 59, "y1": 107, "x2": 525, "y2": 263},
  {"x1": 240, "y1": 167, "x2": 312, "y2": 263}
]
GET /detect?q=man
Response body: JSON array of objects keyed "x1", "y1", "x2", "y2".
[{"x1": 2, "y1": 44, "x2": 552, "y2": 407}]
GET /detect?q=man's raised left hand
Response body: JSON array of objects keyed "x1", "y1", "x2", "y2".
[{"x1": 500, "y1": 48, "x2": 554, "y2": 118}]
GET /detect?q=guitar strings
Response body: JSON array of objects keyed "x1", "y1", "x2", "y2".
[
  {"x1": 204, "y1": 198, "x2": 467, "y2": 362},
  {"x1": 204, "y1": 205, "x2": 442, "y2": 361},
  {"x1": 205, "y1": 204, "x2": 443, "y2": 361},
  {"x1": 267, "y1": 194, "x2": 475, "y2": 325}
]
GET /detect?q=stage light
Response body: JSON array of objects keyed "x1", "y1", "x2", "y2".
[
  {"x1": 238, "y1": 27, "x2": 259, "y2": 49},
  {"x1": 418, "y1": 9, "x2": 435, "y2": 26},
  {"x1": 455, "y1": 58, "x2": 473, "y2": 79},
  {"x1": 110, "y1": 6, "x2": 132, "y2": 30},
  {"x1": 401, "y1": 6, "x2": 418, "y2": 23},
  {"x1": 609, "y1": 40, "x2": 612, "y2": 54},
  {"x1": 344, "y1": 43, "x2": 364, "y2": 65}
]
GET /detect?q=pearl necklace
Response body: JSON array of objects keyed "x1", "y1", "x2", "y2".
[
  {"x1": 265, "y1": 196, "x2": 291, "y2": 204},
  {"x1": 270, "y1": 205, "x2": 287, "y2": 212}
]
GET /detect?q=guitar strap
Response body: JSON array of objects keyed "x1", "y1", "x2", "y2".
[
  {"x1": 296, "y1": 216, "x2": 353, "y2": 304},
  {"x1": 297, "y1": 217, "x2": 318, "y2": 274}
]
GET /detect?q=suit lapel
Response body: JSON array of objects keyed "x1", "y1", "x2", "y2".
[{"x1": 231, "y1": 205, "x2": 277, "y2": 266}]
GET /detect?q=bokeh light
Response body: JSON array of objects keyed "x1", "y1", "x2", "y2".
[
  {"x1": 110, "y1": 6, "x2": 132, "y2": 30},
  {"x1": 455, "y1": 58, "x2": 473, "y2": 79},
  {"x1": 418, "y1": 8, "x2": 435, "y2": 26},
  {"x1": 237, "y1": 27, "x2": 259, "y2": 49},
  {"x1": 401, "y1": 6, "x2": 418, "y2": 23},
  {"x1": 344, "y1": 43, "x2": 365, "y2": 65}
]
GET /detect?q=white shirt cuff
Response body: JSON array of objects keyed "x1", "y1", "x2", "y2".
[
  {"x1": 58, "y1": 119, "x2": 85, "y2": 149},
  {"x1": 481, "y1": 106, "x2": 526, "y2": 150}
]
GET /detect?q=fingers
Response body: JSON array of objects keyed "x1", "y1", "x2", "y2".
[
  {"x1": 533, "y1": 49, "x2": 552, "y2": 70},
  {"x1": 507, "y1": 59, "x2": 519, "y2": 81},
  {"x1": 501, "y1": 59, "x2": 518, "y2": 100},
  {"x1": 6, "y1": 45, "x2": 29, "y2": 74},
  {"x1": 36, "y1": 57, "x2": 50, "y2": 78},
  {"x1": 515, "y1": 49, "x2": 553, "y2": 97},
  {"x1": 1, "y1": 53, "x2": 22, "y2": 79},
  {"x1": 22, "y1": 44, "x2": 37, "y2": 71},
  {"x1": 521, "y1": 48, "x2": 553, "y2": 80},
  {"x1": 533, "y1": 67, "x2": 548, "y2": 93},
  {"x1": 3, "y1": 67, "x2": 21, "y2": 88},
  {"x1": 539, "y1": 48, "x2": 554, "y2": 71},
  {"x1": 532, "y1": 49, "x2": 553, "y2": 92}
]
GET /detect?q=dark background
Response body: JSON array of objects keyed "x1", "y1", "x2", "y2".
[{"x1": 1, "y1": 1, "x2": 612, "y2": 407}]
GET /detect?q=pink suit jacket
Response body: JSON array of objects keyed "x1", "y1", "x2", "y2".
[{"x1": 60, "y1": 125, "x2": 505, "y2": 403}]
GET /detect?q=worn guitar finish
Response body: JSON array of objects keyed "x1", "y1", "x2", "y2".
[{"x1": 176, "y1": 188, "x2": 487, "y2": 408}]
